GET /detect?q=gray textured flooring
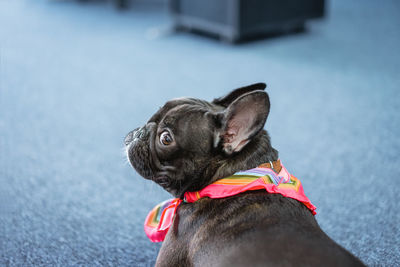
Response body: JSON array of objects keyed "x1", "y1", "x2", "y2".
[{"x1": 1, "y1": 0, "x2": 399, "y2": 266}]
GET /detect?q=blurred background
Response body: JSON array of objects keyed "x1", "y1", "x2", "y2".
[{"x1": 0, "y1": 0, "x2": 399, "y2": 266}]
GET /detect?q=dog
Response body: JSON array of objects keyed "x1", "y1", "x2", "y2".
[{"x1": 125, "y1": 83, "x2": 365, "y2": 266}]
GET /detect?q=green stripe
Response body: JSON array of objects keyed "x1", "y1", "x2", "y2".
[{"x1": 153, "y1": 206, "x2": 161, "y2": 223}]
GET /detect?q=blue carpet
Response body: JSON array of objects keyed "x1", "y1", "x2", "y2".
[{"x1": 1, "y1": 0, "x2": 399, "y2": 266}]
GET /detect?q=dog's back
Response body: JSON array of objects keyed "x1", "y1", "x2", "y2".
[{"x1": 157, "y1": 192, "x2": 364, "y2": 267}]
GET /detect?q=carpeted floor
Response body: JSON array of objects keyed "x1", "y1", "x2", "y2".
[{"x1": 1, "y1": 0, "x2": 399, "y2": 266}]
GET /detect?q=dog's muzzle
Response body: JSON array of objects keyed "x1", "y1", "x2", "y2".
[{"x1": 125, "y1": 123, "x2": 158, "y2": 180}]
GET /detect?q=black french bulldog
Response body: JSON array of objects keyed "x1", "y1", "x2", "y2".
[{"x1": 125, "y1": 83, "x2": 365, "y2": 267}]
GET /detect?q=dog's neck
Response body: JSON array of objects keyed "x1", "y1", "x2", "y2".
[{"x1": 211, "y1": 130, "x2": 278, "y2": 182}]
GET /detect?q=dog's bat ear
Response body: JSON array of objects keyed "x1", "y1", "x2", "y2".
[
  {"x1": 212, "y1": 83, "x2": 267, "y2": 107},
  {"x1": 216, "y1": 90, "x2": 270, "y2": 155}
]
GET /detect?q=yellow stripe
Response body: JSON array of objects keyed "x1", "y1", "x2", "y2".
[
  {"x1": 261, "y1": 176, "x2": 274, "y2": 184},
  {"x1": 213, "y1": 177, "x2": 258, "y2": 185},
  {"x1": 277, "y1": 176, "x2": 301, "y2": 191}
]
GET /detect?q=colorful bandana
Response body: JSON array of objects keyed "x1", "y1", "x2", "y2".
[{"x1": 144, "y1": 161, "x2": 316, "y2": 242}]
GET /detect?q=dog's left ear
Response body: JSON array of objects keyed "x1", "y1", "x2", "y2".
[
  {"x1": 212, "y1": 83, "x2": 266, "y2": 107},
  {"x1": 215, "y1": 90, "x2": 270, "y2": 155}
]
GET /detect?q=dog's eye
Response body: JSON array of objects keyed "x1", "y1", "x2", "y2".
[{"x1": 160, "y1": 131, "x2": 173, "y2": 146}]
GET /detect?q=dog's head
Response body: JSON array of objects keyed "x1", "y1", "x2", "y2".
[{"x1": 125, "y1": 83, "x2": 277, "y2": 197}]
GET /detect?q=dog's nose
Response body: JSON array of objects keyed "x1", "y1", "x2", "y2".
[
  {"x1": 125, "y1": 127, "x2": 148, "y2": 146},
  {"x1": 125, "y1": 127, "x2": 140, "y2": 146}
]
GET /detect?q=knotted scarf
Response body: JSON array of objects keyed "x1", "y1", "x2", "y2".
[{"x1": 144, "y1": 161, "x2": 316, "y2": 242}]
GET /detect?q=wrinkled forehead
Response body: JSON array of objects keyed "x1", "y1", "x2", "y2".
[
  {"x1": 148, "y1": 97, "x2": 215, "y2": 124},
  {"x1": 162, "y1": 104, "x2": 216, "y2": 151},
  {"x1": 164, "y1": 105, "x2": 209, "y2": 130}
]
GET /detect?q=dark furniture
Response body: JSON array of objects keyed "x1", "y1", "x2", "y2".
[{"x1": 170, "y1": 0, "x2": 325, "y2": 42}]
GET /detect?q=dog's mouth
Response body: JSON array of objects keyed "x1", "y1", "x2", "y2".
[{"x1": 125, "y1": 124, "x2": 180, "y2": 195}]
